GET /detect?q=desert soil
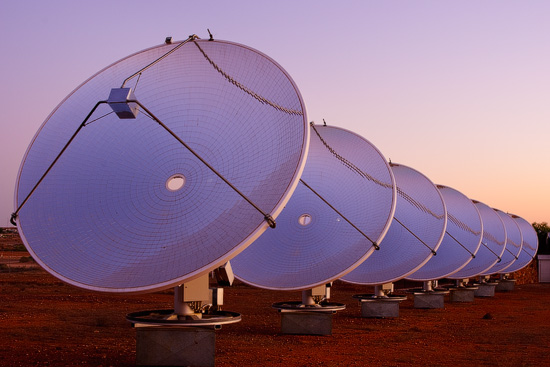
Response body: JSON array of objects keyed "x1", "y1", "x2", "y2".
[{"x1": 1, "y1": 231, "x2": 549, "y2": 366}]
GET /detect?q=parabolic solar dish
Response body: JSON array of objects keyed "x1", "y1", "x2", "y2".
[
  {"x1": 406, "y1": 185, "x2": 482, "y2": 282},
  {"x1": 13, "y1": 37, "x2": 309, "y2": 293},
  {"x1": 231, "y1": 124, "x2": 396, "y2": 291},
  {"x1": 448, "y1": 200, "x2": 506, "y2": 279},
  {"x1": 342, "y1": 163, "x2": 447, "y2": 285},
  {"x1": 502, "y1": 214, "x2": 538, "y2": 273},
  {"x1": 480, "y1": 209, "x2": 522, "y2": 275}
]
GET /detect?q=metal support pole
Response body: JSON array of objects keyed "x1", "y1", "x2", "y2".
[
  {"x1": 374, "y1": 285, "x2": 386, "y2": 298},
  {"x1": 174, "y1": 285, "x2": 194, "y2": 316},
  {"x1": 301, "y1": 289, "x2": 316, "y2": 306},
  {"x1": 423, "y1": 281, "x2": 433, "y2": 292}
]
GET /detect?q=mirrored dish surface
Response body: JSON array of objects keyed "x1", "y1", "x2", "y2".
[
  {"x1": 342, "y1": 163, "x2": 447, "y2": 285},
  {"x1": 448, "y1": 201, "x2": 507, "y2": 279},
  {"x1": 503, "y1": 214, "x2": 538, "y2": 273},
  {"x1": 480, "y1": 209, "x2": 522, "y2": 275},
  {"x1": 14, "y1": 38, "x2": 309, "y2": 293},
  {"x1": 232, "y1": 125, "x2": 396, "y2": 290},
  {"x1": 406, "y1": 185, "x2": 482, "y2": 281}
]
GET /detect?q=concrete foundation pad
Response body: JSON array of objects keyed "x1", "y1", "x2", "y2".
[
  {"x1": 413, "y1": 292, "x2": 447, "y2": 309},
  {"x1": 361, "y1": 300, "x2": 400, "y2": 318},
  {"x1": 495, "y1": 280, "x2": 516, "y2": 292},
  {"x1": 280, "y1": 312, "x2": 333, "y2": 335},
  {"x1": 358, "y1": 296, "x2": 406, "y2": 318},
  {"x1": 474, "y1": 283, "x2": 497, "y2": 297},
  {"x1": 449, "y1": 288, "x2": 476, "y2": 303},
  {"x1": 135, "y1": 326, "x2": 215, "y2": 367}
]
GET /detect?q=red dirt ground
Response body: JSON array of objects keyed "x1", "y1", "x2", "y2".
[{"x1": 1, "y1": 231, "x2": 549, "y2": 366}]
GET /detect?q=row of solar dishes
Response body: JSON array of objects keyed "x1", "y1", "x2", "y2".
[
  {"x1": 232, "y1": 124, "x2": 538, "y2": 292},
  {"x1": 14, "y1": 37, "x2": 537, "y2": 295}
]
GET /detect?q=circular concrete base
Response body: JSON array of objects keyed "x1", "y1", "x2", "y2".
[
  {"x1": 496, "y1": 279, "x2": 516, "y2": 292},
  {"x1": 352, "y1": 294, "x2": 407, "y2": 318},
  {"x1": 472, "y1": 282, "x2": 498, "y2": 297},
  {"x1": 448, "y1": 287, "x2": 478, "y2": 302}
]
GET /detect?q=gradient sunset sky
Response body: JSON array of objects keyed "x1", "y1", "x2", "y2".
[{"x1": 1, "y1": 0, "x2": 548, "y2": 227}]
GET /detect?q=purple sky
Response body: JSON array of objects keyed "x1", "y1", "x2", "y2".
[{"x1": 1, "y1": 0, "x2": 549, "y2": 227}]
